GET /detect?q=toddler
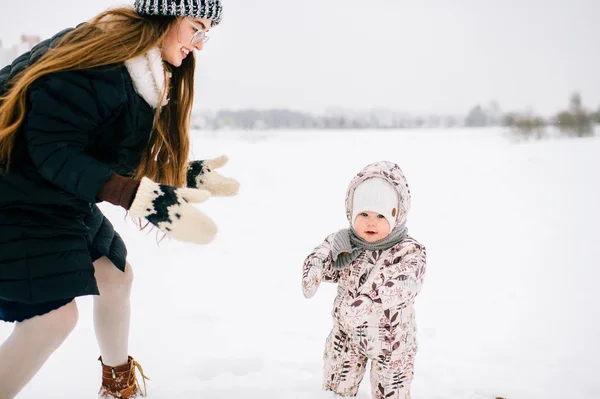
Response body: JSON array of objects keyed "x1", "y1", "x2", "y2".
[{"x1": 302, "y1": 161, "x2": 426, "y2": 399}]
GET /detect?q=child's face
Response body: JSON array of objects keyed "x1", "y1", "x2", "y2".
[{"x1": 353, "y1": 211, "x2": 391, "y2": 242}]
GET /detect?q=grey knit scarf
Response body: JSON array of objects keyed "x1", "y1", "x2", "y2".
[{"x1": 331, "y1": 223, "x2": 408, "y2": 269}]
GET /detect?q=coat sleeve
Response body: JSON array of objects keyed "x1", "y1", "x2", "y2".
[
  {"x1": 24, "y1": 68, "x2": 127, "y2": 203},
  {"x1": 302, "y1": 233, "x2": 340, "y2": 298},
  {"x1": 377, "y1": 244, "x2": 426, "y2": 310}
]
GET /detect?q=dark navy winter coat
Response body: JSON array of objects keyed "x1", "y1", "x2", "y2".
[{"x1": 0, "y1": 31, "x2": 154, "y2": 304}]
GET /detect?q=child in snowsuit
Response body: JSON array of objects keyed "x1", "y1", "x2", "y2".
[{"x1": 302, "y1": 161, "x2": 426, "y2": 399}]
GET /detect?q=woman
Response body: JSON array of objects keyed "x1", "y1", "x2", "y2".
[{"x1": 0, "y1": 1, "x2": 238, "y2": 397}]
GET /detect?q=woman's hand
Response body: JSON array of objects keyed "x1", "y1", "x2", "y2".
[
  {"x1": 129, "y1": 177, "x2": 216, "y2": 244},
  {"x1": 186, "y1": 155, "x2": 240, "y2": 196}
]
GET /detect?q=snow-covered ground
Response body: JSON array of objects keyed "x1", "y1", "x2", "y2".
[{"x1": 1, "y1": 127, "x2": 599, "y2": 399}]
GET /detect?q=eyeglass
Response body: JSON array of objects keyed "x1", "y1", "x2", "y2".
[{"x1": 185, "y1": 18, "x2": 210, "y2": 46}]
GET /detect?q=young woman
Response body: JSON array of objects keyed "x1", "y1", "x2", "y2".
[{"x1": 0, "y1": 1, "x2": 238, "y2": 397}]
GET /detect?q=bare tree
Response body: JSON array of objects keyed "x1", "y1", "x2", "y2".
[
  {"x1": 504, "y1": 112, "x2": 547, "y2": 140},
  {"x1": 555, "y1": 93, "x2": 594, "y2": 137}
]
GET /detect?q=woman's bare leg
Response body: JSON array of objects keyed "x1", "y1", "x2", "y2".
[
  {"x1": 93, "y1": 256, "x2": 134, "y2": 367},
  {"x1": 0, "y1": 300, "x2": 78, "y2": 399}
]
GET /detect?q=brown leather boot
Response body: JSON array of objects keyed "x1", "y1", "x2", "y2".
[{"x1": 98, "y1": 356, "x2": 149, "y2": 398}]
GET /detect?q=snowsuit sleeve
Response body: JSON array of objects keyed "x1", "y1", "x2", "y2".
[
  {"x1": 302, "y1": 233, "x2": 340, "y2": 298},
  {"x1": 24, "y1": 68, "x2": 127, "y2": 203},
  {"x1": 377, "y1": 243, "x2": 426, "y2": 310}
]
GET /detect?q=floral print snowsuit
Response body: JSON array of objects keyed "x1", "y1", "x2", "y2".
[{"x1": 302, "y1": 161, "x2": 426, "y2": 399}]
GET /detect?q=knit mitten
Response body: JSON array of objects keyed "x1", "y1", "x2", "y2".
[
  {"x1": 311, "y1": 258, "x2": 324, "y2": 271},
  {"x1": 186, "y1": 155, "x2": 240, "y2": 196},
  {"x1": 129, "y1": 177, "x2": 216, "y2": 244}
]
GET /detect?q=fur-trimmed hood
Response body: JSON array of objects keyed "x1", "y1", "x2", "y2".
[
  {"x1": 344, "y1": 161, "x2": 411, "y2": 230},
  {"x1": 124, "y1": 47, "x2": 169, "y2": 108}
]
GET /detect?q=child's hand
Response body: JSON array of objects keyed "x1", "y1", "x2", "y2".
[
  {"x1": 311, "y1": 258, "x2": 324, "y2": 270},
  {"x1": 302, "y1": 257, "x2": 324, "y2": 298}
]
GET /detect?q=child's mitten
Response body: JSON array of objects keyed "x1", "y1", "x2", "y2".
[
  {"x1": 302, "y1": 258, "x2": 324, "y2": 298},
  {"x1": 129, "y1": 177, "x2": 216, "y2": 244},
  {"x1": 186, "y1": 155, "x2": 240, "y2": 196}
]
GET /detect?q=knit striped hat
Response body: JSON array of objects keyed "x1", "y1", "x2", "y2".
[{"x1": 134, "y1": 0, "x2": 223, "y2": 26}]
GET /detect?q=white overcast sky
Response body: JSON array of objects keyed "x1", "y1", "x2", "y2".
[{"x1": 1, "y1": 0, "x2": 598, "y2": 115}]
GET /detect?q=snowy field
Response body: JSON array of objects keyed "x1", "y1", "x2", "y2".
[{"x1": 1, "y1": 127, "x2": 599, "y2": 399}]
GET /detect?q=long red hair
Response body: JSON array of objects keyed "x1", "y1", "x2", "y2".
[{"x1": 0, "y1": 6, "x2": 194, "y2": 187}]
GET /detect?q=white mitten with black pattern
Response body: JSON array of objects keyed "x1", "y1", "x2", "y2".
[
  {"x1": 129, "y1": 177, "x2": 216, "y2": 244},
  {"x1": 186, "y1": 155, "x2": 240, "y2": 196}
]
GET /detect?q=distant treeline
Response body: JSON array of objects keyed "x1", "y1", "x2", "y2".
[
  {"x1": 192, "y1": 109, "x2": 468, "y2": 130},
  {"x1": 502, "y1": 93, "x2": 598, "y2": 139},
  {"x1": 192, "y1": 93, "x2": 599, "y2": 139}
]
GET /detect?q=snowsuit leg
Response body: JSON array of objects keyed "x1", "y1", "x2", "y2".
[
  {"x1": 323, "y1": 328, "x2": 368, "y2": 397},
  {"x1": 369, "y1": 343, "x2": 415, "y2": 399}
]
